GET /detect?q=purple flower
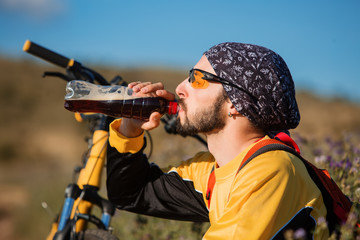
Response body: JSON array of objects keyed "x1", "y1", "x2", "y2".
[
  {"x1": 294, "y1": 228, "x2": 306, "y2": 239},
  {"x1": 350, "y1": 166, "x2": 358, "y2": 174},
  {"x1": 335, "y1": 148, "x2": 344, "y2": 156},
  {"x1": 354, "y1": 157, "x2": 360, "y2": 165},
  {"x1": 293, "y1": 134, "x2": 307, "y2": 145},
  {"x1": 315, "y1": 155, "x2": 327, "y2": 165},
  {"x1": 313, "y1": 148, "x2": 323, "y2": 156},
  {"x1": 345, "y1": 158, "x2": 352, "y2": 169},
  {"x1": 353, "y1": 147, "x2": 360, "y2": 155},
  {"x1": 329, "y1": 158, "x2": 342, "y2": 169},
  {"x1": 325, "y1": 137, "x2": 332, "y2": 143},
  {"x1": 317, "y1": 217, "x2": 326, "y2": 225},
  {"x1": 336, "y1": 161, "x2": 342, "y2": 168}
]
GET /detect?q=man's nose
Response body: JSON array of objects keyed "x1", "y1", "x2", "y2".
[{"x1": 175, "y1": 78, "x2": 189, "y2": 98}]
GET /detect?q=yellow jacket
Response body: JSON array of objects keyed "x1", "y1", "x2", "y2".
[{"x1": 107, "y1": 119, "x2": 329, "y2": 239}]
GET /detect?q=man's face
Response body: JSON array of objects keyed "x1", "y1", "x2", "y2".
[
  {"x1": 175, "y1": 55, "x2": 229, "y2": 136},
  {"x1": 175, "y1": 90, "x2": 227, "y2": 136}
]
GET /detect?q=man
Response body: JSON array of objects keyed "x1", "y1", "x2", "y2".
[{"x1": 106, "y1": 42, "x2": 328, "y2": 239}]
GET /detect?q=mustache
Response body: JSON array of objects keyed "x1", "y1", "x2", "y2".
[{"x1": 178, "y1": 99, "x2": 187, "y2": 112}]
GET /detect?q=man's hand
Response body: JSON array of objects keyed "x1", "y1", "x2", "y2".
[{"x1": 118, "y1": 82, "x2": 176, "y2": 138}]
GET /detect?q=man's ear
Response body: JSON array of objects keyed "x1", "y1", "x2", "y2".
[{"x1": 227, "y1": 102, "x2": 240, "y2": 116}]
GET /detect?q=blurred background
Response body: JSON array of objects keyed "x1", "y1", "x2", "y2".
[{"x1": 0, "y1": 1, "x2": 359, "y2": 239}]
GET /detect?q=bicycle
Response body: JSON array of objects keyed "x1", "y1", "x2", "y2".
[{"x1": 23, "y1": 40, "x2": 206, "y2": 240}]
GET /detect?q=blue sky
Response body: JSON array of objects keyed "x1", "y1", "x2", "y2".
[{"x1": 0, "y1": 0, "x2": 359, "y2": 102}]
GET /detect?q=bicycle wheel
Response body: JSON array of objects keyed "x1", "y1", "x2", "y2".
[{"x1": 78, "y1": 229, "x2": 119, "y2": 240}]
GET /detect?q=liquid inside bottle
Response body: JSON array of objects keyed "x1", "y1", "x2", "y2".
[{"x1": 64, "y1": 80, "x2": 178, "y2": 120}]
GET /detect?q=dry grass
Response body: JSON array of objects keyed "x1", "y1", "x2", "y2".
[{"x1": 0, "y1": 57, "x2": 359, "y2": 239}]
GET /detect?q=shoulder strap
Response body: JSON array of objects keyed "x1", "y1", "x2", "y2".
[
  {"x1": 238, "y1": 139, "x2": 291, "y2": 173},
  {"x1": 205, "y1": 166, "x2": 216, "y2": 208},
  {"x1": 206, "y1": 139, "x2": 290, "y2": 209},
  {"x1": 240, "y1": 141, "x2": 354, "y2": 234},
  {"x1": 239, "y1": 132, "x2": 300, "y2": 172},
  {"x1": 206, "y1": 138, "x2": 355, "y2": 233}
]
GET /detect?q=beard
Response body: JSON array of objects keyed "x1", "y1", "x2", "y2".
[{"x1": 176, "y1": 91, "x2": 228, "y2": 136}]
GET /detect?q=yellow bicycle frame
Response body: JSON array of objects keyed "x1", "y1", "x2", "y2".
[
  {"x1": 23, "y1": 40, "x2": 119, "y2": 240},
  {"x1": 46, "y1": 114, "x2": 109, "y2": 239}
]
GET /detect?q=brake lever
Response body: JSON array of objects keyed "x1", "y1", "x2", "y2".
[
  {"x1": 42, "y1": 71, "x2": 71, "y2": 82},
  {"x1": 161, "y1": 114, "x2": 178, "y2": 135},
  {"x1": 110, "y1": 75, "x2": 123, "y2": 85}
]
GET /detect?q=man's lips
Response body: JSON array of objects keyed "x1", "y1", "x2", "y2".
[{"x1": 177, "y1": 99, "x2": 186, "y2": 113}]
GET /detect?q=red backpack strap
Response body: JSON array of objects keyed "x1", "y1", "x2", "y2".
[
  {"x1": 273, "y1": 132, "x2": 300, "y2": 154},
  {"x1": 250, "y1": 142, "x2": 354, "y2": 234},
  {"x1": 206, "y1": 136, "x2": 299, "y2": 209},
  {"x1": 205, "y1": 166, "x2": 215, "y2": 208},
  {"x1": 207, "y1": 136, "x2": 354, "y2": 234},
  {"x1": 206, "y1": 139, "x2": 289, "y2": 208},
  {"x1": 238, "y1": 139, "x2": 287, "y2": 173},
  {"x1": 300, "y1": 158, "x2": 353, "y2": 227},
  {"x1": 238, "y1": 133, "x2": 301, "y2": 172}
]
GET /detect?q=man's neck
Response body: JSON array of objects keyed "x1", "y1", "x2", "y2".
[{"x1": 206, "y1": 122, "x2": 265, "y2": 168}]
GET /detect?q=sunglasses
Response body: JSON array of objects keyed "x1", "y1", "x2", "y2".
[{"x1": 188, "y1": 68, "x2": 255, "y2": 99}]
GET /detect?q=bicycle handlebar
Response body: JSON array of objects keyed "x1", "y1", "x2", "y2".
[
  {"x1": 23, "y1": 40, "x2": 110, "y2": 85},
  {"x1": 23, "y1": 40, "x2": 80, "y2": 69}
]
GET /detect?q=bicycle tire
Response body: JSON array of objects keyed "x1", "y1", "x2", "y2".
[{"x1": 78, "y1": 229, "x2": 119, "y2": 240}]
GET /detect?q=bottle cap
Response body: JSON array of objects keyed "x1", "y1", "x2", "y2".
[{"x1": 168, "y1": 101, "x2": 178, "y2": 115}]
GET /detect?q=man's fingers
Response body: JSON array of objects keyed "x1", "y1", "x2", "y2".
[
  {"x1": 141, "y1": 112, "x2": 162, "y2": 131},
  {"x1": 139, "y1": 82, "x2": 164, "y2": 93},
  {"x1": 129, "y1": 82, "x2": 152, "y2": 92},
  {"x1": 128, "y1": 82, "x2": 141, "y2": 88},
  {"x1": 128, "y1": 82, "x2": 164, "y2": 93},
  {"x1": 156, "y1": 89, "x2": 176, "y2": 101},
  {"x1": 128, "y1": 81, "x2": 175, "y2": 103}
]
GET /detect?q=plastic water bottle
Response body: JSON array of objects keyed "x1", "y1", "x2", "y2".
[{"x1": 64, "y1": 80, "x2": 178, "y2": 120}]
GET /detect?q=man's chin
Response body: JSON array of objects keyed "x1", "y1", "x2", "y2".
[{"x1": 175, "y1": 118, "x2": 197, "y2": 136}]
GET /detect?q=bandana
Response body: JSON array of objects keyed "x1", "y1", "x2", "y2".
[{"x1": 204, "y1": 42, "x2": 300, "y2": 131}]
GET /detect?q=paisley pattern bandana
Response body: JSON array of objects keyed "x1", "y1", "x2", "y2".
[{"x1": 204, "y1": 42, "x2": 300, "y2": 131}]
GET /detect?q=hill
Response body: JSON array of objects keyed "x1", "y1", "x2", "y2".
[{"x1": 0, "y1": 57, "x2": 359, "y2": 240}]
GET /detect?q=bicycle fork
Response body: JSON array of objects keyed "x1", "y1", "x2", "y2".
[{"x1": 47, "y1": 129, "x2": 115, "y2": 240}]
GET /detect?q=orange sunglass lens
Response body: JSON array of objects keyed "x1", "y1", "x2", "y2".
[{"x1": 191, "y1": 71, "x2": 209, "y2": 89}]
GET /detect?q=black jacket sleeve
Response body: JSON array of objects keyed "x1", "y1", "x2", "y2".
[{"x1": 106, "y1": 140, "x2": 209, "y2": 222}]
